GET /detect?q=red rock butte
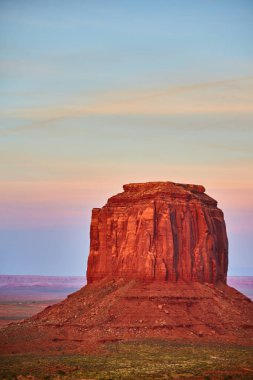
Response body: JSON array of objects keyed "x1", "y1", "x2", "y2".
[
  {"x1": 0, "y1": 181, "x2": 252, "y2": 354},
  {"x1": 87, "y1": 181, "x2": 228, "y2": 284}
]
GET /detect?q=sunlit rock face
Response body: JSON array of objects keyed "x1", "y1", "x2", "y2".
[{"x1": 87, "y1": 181, "x2": 228, "y2": 284}]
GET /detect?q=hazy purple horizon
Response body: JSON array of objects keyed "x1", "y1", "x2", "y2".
[{"x1": 0, "y1": 275, "x2": 252, "y2": 301}]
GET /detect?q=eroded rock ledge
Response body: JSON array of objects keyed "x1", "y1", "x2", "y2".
[{"x1": 87, "y1": 181, "x2": 228, "y2": 284}]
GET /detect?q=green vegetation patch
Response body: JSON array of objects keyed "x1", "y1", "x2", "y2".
[{"x1": 0, "y1": 340, "x2": 253, "y2": 379}]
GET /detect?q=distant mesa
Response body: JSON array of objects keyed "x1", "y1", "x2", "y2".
[{"x1": 87, "y1": 181, "x2": 228, "y2": 284}]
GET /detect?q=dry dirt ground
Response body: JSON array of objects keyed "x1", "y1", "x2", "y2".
[{"x1": 0, "y1": 301, "x2": 61, "y2": 329}]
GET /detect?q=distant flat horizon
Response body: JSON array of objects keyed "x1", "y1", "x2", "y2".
[{"x1": 0, "y1": 274, "x2": 252, "y2": 301}]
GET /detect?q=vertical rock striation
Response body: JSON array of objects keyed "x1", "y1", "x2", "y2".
[{"x1": 87, "y1": 181, "x2": 228, "y2": 284}]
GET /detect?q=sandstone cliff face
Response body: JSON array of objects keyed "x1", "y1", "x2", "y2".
[{"x1": 87, "y1": 181, "x2": 228, "y2": 284}]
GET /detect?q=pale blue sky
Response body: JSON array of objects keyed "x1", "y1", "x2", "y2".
[{"x1": 0, "y1": 0, "x2": 253, "y2": 275}]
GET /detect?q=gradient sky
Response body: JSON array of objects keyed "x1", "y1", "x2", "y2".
[{"x1": 0, "y1": 0, "x2": 253, "y2": 276}]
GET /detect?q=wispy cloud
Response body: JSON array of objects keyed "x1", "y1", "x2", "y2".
[{"x1": 1, "y1": 76, "x2": 253, "y2": 135}]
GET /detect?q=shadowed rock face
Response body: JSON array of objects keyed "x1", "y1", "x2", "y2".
[{"x1": 87, "y1": 181, "x2": 228, "y2": 284}]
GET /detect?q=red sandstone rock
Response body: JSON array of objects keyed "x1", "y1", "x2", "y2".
[
  {"x1": 0, "y1": 181, "x2": 252, "y2": 355},
  {"x1": 87, "y1": 181, "x2": 228, "y2": 284}
]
